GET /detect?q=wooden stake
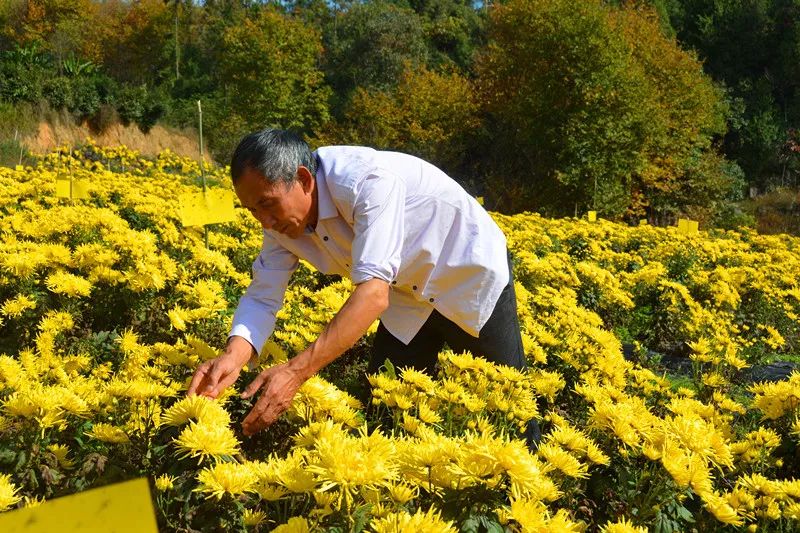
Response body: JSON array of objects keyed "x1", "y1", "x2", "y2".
[{"x1": 197, "y1": 100, "x2": 208, "y2": 248}]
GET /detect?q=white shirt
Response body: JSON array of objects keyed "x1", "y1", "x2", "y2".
[{"x1": 229, "y1": 146, "x2": 509, "y2": 355}]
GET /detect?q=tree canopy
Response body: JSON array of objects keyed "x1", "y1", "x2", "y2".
[{"x1": 0, "y1": 0, "x2": 795, "y2": 223}]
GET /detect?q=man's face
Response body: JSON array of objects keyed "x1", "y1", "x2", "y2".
[{"x1": 235, "y1": 166, "x2": 315, "y2": 239}]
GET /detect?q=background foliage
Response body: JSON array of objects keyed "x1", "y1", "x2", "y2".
[{"x1": 0, "y1": 0, "x2": 798, "y2": 224}]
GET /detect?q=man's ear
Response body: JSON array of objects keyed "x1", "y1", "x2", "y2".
[{"x1": 296, "y1": 166, "x2": 315, "y2": 193}]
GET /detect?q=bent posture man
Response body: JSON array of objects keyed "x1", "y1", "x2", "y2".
[{"x1": 188, "y1": 129, "x2": 539, "y2": 444}]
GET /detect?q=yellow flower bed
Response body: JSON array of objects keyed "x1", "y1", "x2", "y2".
[{"x1": 0, "y1": 143, "x2": 799, "y2": 531}]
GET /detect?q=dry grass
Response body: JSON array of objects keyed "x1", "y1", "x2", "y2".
[{"x1": 741, "y1": 187, "x2": 800, "y2": 235}]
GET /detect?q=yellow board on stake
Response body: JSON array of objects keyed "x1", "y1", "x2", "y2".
[
  {"x1": 639, "y1": 219, "x2": 648, "y2": 226},
  {"x1": 0, "y1": 478, "x2": 158, "y2": 533},
  {"x1": 688, "y1": 220, "x2": 699, "y2": 234},
  {"x1": 476, "y1": 196, "x2": 484, "y2": 206},
  {"x1": 179, "y1": 189, "x2": 236, "y2": 227},
  {"x1": 677, "y1": 218, "x2": 689, "y2": 234},
  {"x1": 55, "y1": 179, "x2": 71, "y2": 198},
  {"x1": 587, "y1": 211, "x2": 597, "y2": 222},
  {"x1": 55, "y1": 179, "x2": 91, "y2": 200},
  {"x1": 73, "y1": 179, "x2": 91, "y2": 199}
]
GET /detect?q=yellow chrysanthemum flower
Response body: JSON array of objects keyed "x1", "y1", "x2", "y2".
[
  {"x1": 47, "y1": 444, "x2": 75, "y2": 469},
  {"x1": 371, "y1": 508, "x2": 457, "y2": 533},
  {"x1": 599, "y1": 517, "x2": 648, "y2": 533},
  {"x1": 195, "y1": 462, "x2": 257, "y2": 499},
  {"x1": 0, "y1": 294, "x2": 36, "y2": 318},
  {"x1": 306, "y1": 426, "x2": 397, "y2": 508},
  {"x1": 155, "y1": 475, "x2": 176, "y2": 491},
  {"x1": 242, "y1": 508, "x2": 267, "y2": 527},
  {"x1": 173, "y1": 421, "x2": 240, "y2": 461},
  {"x1": 167, "y1": 306, "x2": 189, "y2": 331},
  {"x1": 537, "y1": 442, "x2": 588, "y2": 479},
  {"x1": 272, "y1": 516, "x2": 311, "y2": 533},
  {"x1": 0, "y1": 474, "x2": 22, "y2": 511},
  {"x1": 86, "y1": 423, "x2": 130, "y2": 444},
  {"x1": 387, "y1": 482, "x2": 418, "y2": 504},
  {"x1": 45, "y1": 271, "x2": 93, "y2": 297},
  {"x1": 702, "y1": 491, "x2": 744, "y2": 526},
  {"x1": 162, "y1": 394, "x2": 231, "y2": 427}
]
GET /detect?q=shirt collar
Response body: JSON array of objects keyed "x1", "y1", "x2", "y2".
[{"x1": 314, "y1": 152, "x2": 338, "y2": 221}]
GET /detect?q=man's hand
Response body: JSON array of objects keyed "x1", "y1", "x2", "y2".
[
  {"x1": 236, "y1": 278, "x2": 389, "y2": 435},
  {"x1": 240, "y1": 361, "x2": 305, "y2": 436},
  {"x1": 187, "y1": 336, "x2": 254, "y2": 398}
]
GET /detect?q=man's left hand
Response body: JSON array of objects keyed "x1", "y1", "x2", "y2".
[{"x1": 240, "y1": 361, "x2": 306, "y2": 435}]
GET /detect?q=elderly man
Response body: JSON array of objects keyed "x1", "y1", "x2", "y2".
[{"x1": 188, "y1": 129, "x2": 539, "y2": 444}]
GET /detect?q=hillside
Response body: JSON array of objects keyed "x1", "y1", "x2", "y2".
[{"x1": 21, "y1": 119, "x2": 207, "y2": 162}]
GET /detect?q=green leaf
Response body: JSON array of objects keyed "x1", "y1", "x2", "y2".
[
  {"x1": 480, "y1": 516, "x2": 506, "y2": 533},
  {"x1": 383, "y1": 358, "x2": 397, "y2": 379},
  {"x1": 351, "y1": 503, "x2": 372, "y2": 532},
  {"x1": 0, "y1": 449, "x2": 16, "y2": 464},
  {"x1": 460, "y1": 516, "x2": 480, "y2": 533},
  {"x1": 675, "y1": 504, "x2": 695, "y2": 522}
]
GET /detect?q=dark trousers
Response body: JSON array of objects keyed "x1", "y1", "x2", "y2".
[{"x1": 368, "y1": 254, "x2": 541, "y2": 447}]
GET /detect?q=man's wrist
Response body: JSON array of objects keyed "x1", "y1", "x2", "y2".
[
  {"x1": 287, "y1": 349, "x2": 315, "y2": 382},
  {"x1": 225, "y1": 336, "x2": 257, "y2": 368}
]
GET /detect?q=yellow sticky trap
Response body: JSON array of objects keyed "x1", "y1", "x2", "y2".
[
  {"x1": 677, "y1": 218, "x2": 689, "y2": 234},
  {"x1": 72, "y1": 179, "x2": 91, "y2": 199},
  {"x1": 639, "y1": 219, "x2": 647, "y2": 226},
  {"x1": 55, "y1": 179, "x2": 91, "y2": 199},
  {"x1": 688, "y1": 220, "x2": 699, "y2": 233},
  {"x1": 15, "y1": 165, "x2": 23, "y2": 171},
  {"x1": 476, "y1": 196, "x2": 484, "y2": 206},
  {"x1": 587, "y1": 211, "x2": 597, "y2": 222},
  {"x1": 0, "y1": 478, "x2": 157, "y2": 533},
  {"x1": 55, "y1": 179, "x2": 72, "y2": 198},
  {"x1": 179, "y1": 189, "x2": 236, "y2": 227}
]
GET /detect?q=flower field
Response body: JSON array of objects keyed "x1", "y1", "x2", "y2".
[{"x1": 1, "y1": 144, "x2": 800, "y2": 532}]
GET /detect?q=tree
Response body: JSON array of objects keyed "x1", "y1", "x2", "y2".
[
  {"x1": 663, "y1": 0, "x2": 800, "y2": 188},
  {"x1": 323, "y1": 1, "x2": 428, "y2": 111},
  {"x1": 404, "y1": 0, "x2": 487, "y2": 72},
  {"x1": 0, "y1": 0, "x2": 103, "y2": 62},
  {"x1": 477, "y1": 0, "x2": 652, "y2": 215},
  {"x1": 97, "y1": 0, "x2": 171, "y2": 84},
  {"x1": 209, "y1": 7, "x2": 331, "y2": 159},
  {"x1": 476, "y1": 0, "x2": 737, "y2": 218},
  {"x1": 163, "y1": 0, "x2": 195, "y2": 80},
  {"x1": 611, "y1": 5, "x2": 738, "y2": 219},
  {"x1": 313, "y1": 64, "x2": 479, "y2": 173}
]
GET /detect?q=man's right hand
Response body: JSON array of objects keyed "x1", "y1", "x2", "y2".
[{"x1": 187, "y1": 336, "x2": 255, "y2": 398}]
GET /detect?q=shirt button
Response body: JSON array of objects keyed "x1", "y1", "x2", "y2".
[
  {"x1": 323, "y1": 236, "x2": 329, "y2": 241},
  {"x1": 391, "y1": 281, "x2": 396, "y2": 285},
  {"x1": 429, "y1": 298, "x2": 434, "y2": 303},
  {"x1": 412, "y1": 285, "x2": 417, "y2": 290}
]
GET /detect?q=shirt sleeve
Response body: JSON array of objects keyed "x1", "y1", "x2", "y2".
[
  {"x1": 229, "y1": 230, "x2": 298, "y2": 356},
  {"x1": 349, "y1": 172, "x2": 405, "y2": 285}
]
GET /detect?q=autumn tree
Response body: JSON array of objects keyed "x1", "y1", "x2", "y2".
[
  {"x1": 477, "y1": 0, "x2": 738, "y2": 218},
  {"x1": 611, "y1": 5, "x2": 738, "y2": 219},
  {"x1": 477, "y1": 0, "x2": 652, "y2": 215},
  {"x1": 313, "y1": 64, "x2": 479, "y2": 173},
  {"x1": 323, "y1": 1, "x2": 428, "y2": 111},
  {"x1": 405, "y1": 0, "x2": 486, "y2": 71},
  {"x1": 209, "y1": 7, "x2": 331, "y2": 159}
]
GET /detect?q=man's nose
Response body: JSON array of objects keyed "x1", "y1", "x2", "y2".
[{"x1": 258, "y1": 212, "x2": 276, "y2": 230}]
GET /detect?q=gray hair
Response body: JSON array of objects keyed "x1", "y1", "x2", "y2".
[{"x1": 230, "y1": 129, "x2": 317, "y2": 186}]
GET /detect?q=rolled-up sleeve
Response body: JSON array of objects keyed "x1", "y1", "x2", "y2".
[
  {"x1": 229, "y1": 230, "x2": 298, "y2": 355},
  {"x1": 350, "y1": 172, "x2": 405, "y2": 285}
]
